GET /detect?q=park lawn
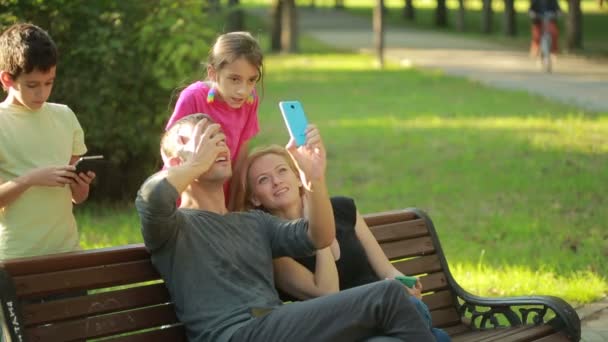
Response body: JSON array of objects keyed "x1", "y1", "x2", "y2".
[{"x1": 77, "y1": 51, "x2": 607, "y2": 305}]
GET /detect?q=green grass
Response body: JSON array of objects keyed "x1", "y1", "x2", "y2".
[{"x1": 76, "y1": 21, "x2": 607, "y2": 305}]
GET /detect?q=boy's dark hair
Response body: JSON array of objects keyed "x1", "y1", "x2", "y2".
[{"x1": 0, "y1": 23, "x2": 58, "y2": 80}]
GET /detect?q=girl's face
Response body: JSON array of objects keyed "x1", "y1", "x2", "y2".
[
  {"x1": 209, "y1": 57, "x2": 259, "y2": 109},
  {"x1": 247, "y1": 153, "x2": 302, "y2": 212}
]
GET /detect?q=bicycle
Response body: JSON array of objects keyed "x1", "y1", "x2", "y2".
[
  {"x1": 539, "y1": 12, "x2": 557, "y2": 73},
  {"x1": 530, "y1": 11, "x2": 558, "y2": 73}
]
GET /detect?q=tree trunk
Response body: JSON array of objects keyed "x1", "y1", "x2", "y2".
[
  {"x1": 271, "y1": 0, "x2": 283, "y2": 52},
  {"x1": 335, "y1": 0, "x2": 345, "y2": 9},
  {"x1": 281, "y1": 0, "x2": 298, "y2": 53},
  {"x1": 205, "y1": 0, "x2": 221, "y2": 13},
  {"x1": 455, "y1": 0, "x2": 465, "y2": 31},
  {"x1": 435, "y1": 0, "x2": 448, "y2": 27},
  {"x1": 226, "y1": 0, "x2": 245, "y2": 32},
  {"x1": 374, "y1": 0, "x2": 385, "y2": 68},
  {"x1": 481, "y1": 0, "x2": 493, "y2": 33},
  {"x1": 403, "y1": 0, "x2": 415, "y2": 20},
  {"x1": 503, "y1": 0, "x2": 516, "y2": 36},
  {"x1": 567, "y1": 0, "x2": 583, "y2": 50}
]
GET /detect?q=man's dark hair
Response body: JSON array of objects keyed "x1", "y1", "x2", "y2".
[{"x1": 0, "y1": 23, "x2": 58, "y2": 80}]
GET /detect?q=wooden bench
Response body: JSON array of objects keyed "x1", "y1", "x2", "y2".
[{"x1": 0, "y1": 208, "x2": 581, "y2": 341}]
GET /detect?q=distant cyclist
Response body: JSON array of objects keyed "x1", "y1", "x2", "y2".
[{"x1": 529, "y1": 0, "x2": 561, "y2": 57}]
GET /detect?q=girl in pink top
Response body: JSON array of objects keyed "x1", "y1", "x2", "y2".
[{"x1": 165, "y1": 32, "x2": 263, "y2": 209}]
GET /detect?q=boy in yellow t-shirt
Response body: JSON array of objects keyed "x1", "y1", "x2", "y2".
[{"x1": 0, "y1": 23, "x2": 95, "y2": 260}]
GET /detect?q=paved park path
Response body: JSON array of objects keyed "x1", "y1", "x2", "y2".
[{"x1": 296, "y1": 7, "x2": 608, "y2": 113}]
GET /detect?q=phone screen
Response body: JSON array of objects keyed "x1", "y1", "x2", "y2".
[{"x1": 279, "y1": 101, "x2": 309, "y2": 146}]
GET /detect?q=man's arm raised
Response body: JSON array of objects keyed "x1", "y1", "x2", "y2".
[{"x1": 287, "y1": 125, "x2": 335, "y2": 249}]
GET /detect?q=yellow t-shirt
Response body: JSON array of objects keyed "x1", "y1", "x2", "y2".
[{"x1": 0, "y1": 102, "x2": 87, "y2": 260}]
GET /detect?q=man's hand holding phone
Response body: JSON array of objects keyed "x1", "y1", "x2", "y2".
[{"x1": 280, "y1": 101, "x2": 326, "y2": 188}]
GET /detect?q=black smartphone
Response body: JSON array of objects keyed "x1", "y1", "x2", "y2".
[{"x1": 74, "y1": 155, "x2": 104, "y2": 174}]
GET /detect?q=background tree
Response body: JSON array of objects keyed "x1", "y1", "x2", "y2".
[
  {"x1": 226, "y1": 0, "x2": 245, "y2": 32},
  {"x1": 567, "y1": 0, "x2": 583, "y2": 49},
  {"x1": 0, "y1": 0, "x2": 216, "y2": 199},
  {"x1": 503, "y1": 0, "x2": 517, "y2": 36},
  {"x1": 456, "y1": 0, "x2": 466, "y2": 31},
  {"x1": 481, "y1": 0, "x2": 493, "y2": 33},
  {"x1": 403, "y1": 0, "x2": 415, "y2": 20},
  {"x1": 374, "y1": 0, "x2": 385, "y2": 68},
  {"x1": 436, "y1": 0, "x2": 448, "y2": 27},
  {"x1": 281, "y1": 0, "x2": 298, "y2": 53},
  {"x1": 271, "y1": 0, "x2": 283, "y2": 51}
]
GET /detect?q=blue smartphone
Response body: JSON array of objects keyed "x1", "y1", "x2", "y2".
[{"x1": 279, "y1": 101, "x2": 309, "y2": 147}]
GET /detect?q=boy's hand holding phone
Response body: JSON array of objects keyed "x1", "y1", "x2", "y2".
[{"x1": 74, "y1": 155, "x2": 104, "y2": 175}]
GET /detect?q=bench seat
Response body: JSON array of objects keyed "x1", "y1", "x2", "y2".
[{"x1": 0, "y1": 208, "x2": 580, "y2": 341}]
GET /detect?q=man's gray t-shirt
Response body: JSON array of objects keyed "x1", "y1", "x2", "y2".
[{"x1": 135, "y1": 175, "x2": 316, "y2": 342}]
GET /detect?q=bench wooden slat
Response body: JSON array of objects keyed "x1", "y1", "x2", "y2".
[
  {"x1": 26, "y1": 303, "x2": 179, "y2": 341},
  {"x1": 486, "y1": 324, "x2": 556, "y2": 342},
  {"x1": 452, "y1": 324, "x2": 555, "y2": 342},
  {"x1": 14, "y1": 260, "x2": 160, "y2": 298},
  {"x1": 370, "y1": 218, "x2": 429, "y2": 243},
  {"x1": 420, "y1": 272, "x2": 450, "y2": 292},
  {"x1": 103, "y1": 324, "x2": 186, "y2": 342},
  {"x1": 1, "y1": 244, "x2": 149, "y2": 276},
  {"x1": 363, "y1": 210, "x2": 417, "y2": 227},
  {"x1": 23, "y1": 283, "x2": 169, "y2": 326},
  {"x1": 430, "y1": 307, "x2": 462, "y2": 328},
  {"x1": 392, "y1": 254, "x2": 443, "y2": 276},
  {"x1": 442, "y1": 323, "x2": 471, "y2": 337},
  {"x1": 381, "y1": 236, "x2": 435, "y2": 259},
  {"x1": 532, "y1": 331, "x2": 572, "y2": 341},
  {"x1": 422, "y1": 290, "x2": 456, "y2": 311},
  {"x1": 452, "y1": 327, "x2": 521, "y2": 342}
]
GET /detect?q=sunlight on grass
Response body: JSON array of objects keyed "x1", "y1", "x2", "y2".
[
  {"x1": 327, "y1": 116, "x2": 608, "y2": 154},
  {"x1": 450, "y1": 261, "x2": 607, "y2": 304},
  {"x1": 266, "y1": 53, "x2": 392, "y2": 71}
]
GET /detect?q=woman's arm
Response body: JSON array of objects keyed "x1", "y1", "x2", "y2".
[
  {"x1": 273, "y1": 247, "x2": 339, "y2": 300},
  {"x1": 354, "y1": 210, "x2": 423, "y2": 298}
]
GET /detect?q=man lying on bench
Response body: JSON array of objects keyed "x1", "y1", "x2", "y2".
[{"x1": 135, "y1": 113, "x2": 433, "y2": 342}]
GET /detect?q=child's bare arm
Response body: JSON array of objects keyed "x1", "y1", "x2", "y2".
[{"x1": 0, "y1": 166, "x2": 76, "y2": 209}]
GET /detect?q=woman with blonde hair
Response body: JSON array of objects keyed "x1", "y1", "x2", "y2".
[{"x1": 236, "y1": 128, "x2": 450, "y2": 341}]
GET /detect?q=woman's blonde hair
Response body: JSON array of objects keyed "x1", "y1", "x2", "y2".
[{"x1": 231, "y1": 145, "x2": 302, "y2": 212}]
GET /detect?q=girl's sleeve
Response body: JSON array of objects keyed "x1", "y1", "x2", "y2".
[
  {"x1": 166, "y1": 87, "x2": 199, "y2": 130},
  {"x1": 241, "y1": 94, "x2": 260, "y2": 142}
]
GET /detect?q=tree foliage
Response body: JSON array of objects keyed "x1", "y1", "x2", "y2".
[{"x1": 0, "y1": 0, "x2": 216, "y2": 199}]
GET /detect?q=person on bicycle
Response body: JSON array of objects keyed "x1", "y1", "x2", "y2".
[{"x1": 529, "y1": 0, "x2": 561, "y2": 57}]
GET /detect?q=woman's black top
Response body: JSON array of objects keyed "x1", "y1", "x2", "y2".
[{"x1": 279, "y1": 196, "x2": 380, "y2": 301}]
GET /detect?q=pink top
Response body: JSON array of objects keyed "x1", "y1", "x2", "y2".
[{"x1": 166, "y1": 81, "x2": 260, "y2": 164}]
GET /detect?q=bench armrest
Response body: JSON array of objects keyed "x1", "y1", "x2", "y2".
[{"x1": 409, "y1": 208, "x2": 581, "y2": 342}]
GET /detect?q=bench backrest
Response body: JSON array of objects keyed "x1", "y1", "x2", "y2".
[
  {"x1": 0, "y1": 208, "x2": 456, "y2": 341},
  {"x1": 366, "y1": 208, "x2": 467, "y2": 336}
]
